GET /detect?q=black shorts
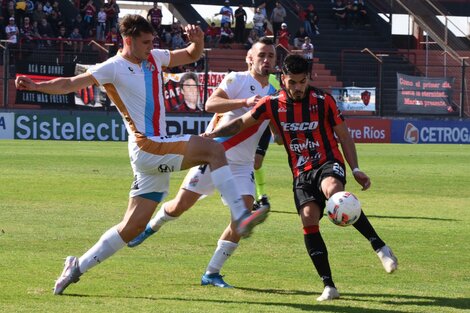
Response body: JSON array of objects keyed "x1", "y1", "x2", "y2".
[
  {"x1": 293, "y1": 161, "x2": 347, "y2": 215},
  {"x1": 256, "y1": 127, "x2": 272, "y2": 156}
]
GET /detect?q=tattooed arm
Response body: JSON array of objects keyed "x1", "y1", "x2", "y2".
[{"x1": 203, "y1": 111, "x2": 260, "y2": 139}]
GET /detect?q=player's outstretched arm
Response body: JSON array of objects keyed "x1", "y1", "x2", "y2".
[
  {"x1": 16, "y1": 72, "x2": 95, "y2": 95},
  {"x1": 203, "y1": 111, "x2": 259, "y2": 139},
  {"x1": 169, "y1": 24, "x2": 204, "y2": 67}
]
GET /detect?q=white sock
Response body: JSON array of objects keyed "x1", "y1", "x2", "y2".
[
  {"x1": 78, "y1": 226, "x2": 126, "y2": 273},
  {"x1": 205, "y1": 239, "x2": 239, "y2": 274},
  {"x1": 148, "y1": 203, "x2": 178, "y2": 231},
  {"x1": 210, "y1": 166, "x2": 247, "y2": 221}
]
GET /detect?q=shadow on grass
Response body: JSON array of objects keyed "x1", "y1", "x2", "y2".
[
  {"x1": 65, "y1": 289, "x2": 470, "y2": 312},
  {"x1": 271, "y1": 210, "x2": 457, "y2": 222}
]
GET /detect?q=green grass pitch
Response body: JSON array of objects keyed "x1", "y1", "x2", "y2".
[{"x1": 0, "y1": 140, "x2": 469, "y2": 312}]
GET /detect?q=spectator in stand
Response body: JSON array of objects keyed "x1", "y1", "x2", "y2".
[
  {"x1": 24, "y1": 0, "x2": 34, "y2": 20},
  {"x1": 57, "y1": 25, "x2": 72, "y2": 50},
  {"x1": 38, "y1": 17, "x2": 53, "y2": 46},
  {"x1": 20, "y1": 16, "x2": 38, "y2": 48},
  {"x1": 234, "y1": 4, "x2": 246, "y2": 43},
  {"x1": 47, "y1": 10, "x2": 64, "y2": 35},
  {"x1": 215, "y1": 0, "x2": 233, "y2": 28},
  {"x1": 332, "y1": 0, "x2": 348, "y2": 30},
  {"x1": 32, "y1": 2, "x2": 46, "y2": 24},
  {"x1": 71, "y1": 13, "x2": 87, "y2": 38},
  {"x1": 104, "y1": 0, "x2": 119, "y2": 32},
  {"x1": 270, "y1": 1, "x2": 286, "y2": 42},
  {"x1": 96, "y1": 7, "x2": 106, "y2": 41},
  {"x1": 147, "y1": 2, "x2": 162, "y2": 34},
  {"x1": 354, "y1": 0, "x2": 370, "y2": 26},
  {"x1": 5, "y1": 16, "x2": 18, "y2": 44},
  {"x1": 105, "y1": 25, "x2": 119, "y2": 56},
  {"x1": 69, "y1": 26, "x2": 83, "y2": 53},
  {"x1": 252, "y1": 7, "x2": 265, "y2": 38},
  {"x1": 244, "y1": 28, "x2": 259, "y2": 50},
  {"x1": 171, "y1": 31, "x2": 185, "y2": 50},
  {"x1": 305, "y1": 4, "x2": 320, "y2": 36},
  {"x1": 204, "y1": 22, "x2": 220, "y2": 48},
  {"x1": 293, "y1": 25, "x2": 308, "y2": 49},
  {"x1": 277, "y1": 22, "x2": 289, "y2": 49},
  {"x1": 276, "y1": 22, "x2": 289, "y2": 67},
  {"x1": 81, "y1": 0, "x2": 95, "y2": 26},
  {"x1": 219, "y1": 22, "x2": 234, "y2": 49},
  {"x1": 301, "y1": 36, "x2": 314, "y2": 78},
  {"x1": 43, "y1": 1, "x2": 53, "y2": 16}
]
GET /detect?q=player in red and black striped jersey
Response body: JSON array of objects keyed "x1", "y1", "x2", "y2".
[{"x1": 204, "y1": 54, "x2": 398, "y2": 301}]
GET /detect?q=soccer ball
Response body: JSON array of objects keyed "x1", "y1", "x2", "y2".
[{"x1": 326, "y1": 191, "x2": 362, "y2": 226}]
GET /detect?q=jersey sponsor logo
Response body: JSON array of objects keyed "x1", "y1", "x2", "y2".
[
  {"x1": 278, "y1": 107, "x2": 287, "y2": 112},
  {"x1": 289, "y1": 138, "x2": 320, "y2": 154},
  {"x1": 295, "y1": 153, "x2": 321, "y2": 168},
  {"x1": 281, "y1": 121, "x2": 318, "y2": 131}
]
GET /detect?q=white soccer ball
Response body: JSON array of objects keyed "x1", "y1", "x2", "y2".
[{"x1": 326, "y1": 191, "x2": 362, "y2": 227}]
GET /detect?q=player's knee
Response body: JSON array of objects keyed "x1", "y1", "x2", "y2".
[{"x1": 206, "y1": 140, "x2": 226, "y2": 162}]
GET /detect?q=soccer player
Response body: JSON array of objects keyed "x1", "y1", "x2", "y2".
[
  {"x1": 203, "y1": 54, "x2": 398, "y2": 301},
  {"x1": 15, "y1": 14, "x2": 268, "y2": 295},
  {"x1": 127, "y1": 37, "x2": 277, "y2": 288}
]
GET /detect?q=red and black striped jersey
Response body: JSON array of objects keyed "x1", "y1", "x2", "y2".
[{"x1": 251, "y1": 86, "x2": 345, "y2": 178}]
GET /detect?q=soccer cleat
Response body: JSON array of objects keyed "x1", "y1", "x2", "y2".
[
  {"x1": 235, "y1": 206, "x2": 269, "y2": 238},
  {"x1": 254, "y1": 195, "x2": 271, "y2": 211},
  {"x1": 201, "y1": 273, "x2": 233, "y2": 288},
  {"x1": 53, "y1": 256, "x2": 82, "y2": 295},
  {"x1": 376, "y1": 245, "x2": 398, "y2": 273},
  {"x1": 127, "y1": 224, "x2": 156, "y2": 248},
  {"x1": 316, "y1": 286, "x2": 340, "y2": 301}
]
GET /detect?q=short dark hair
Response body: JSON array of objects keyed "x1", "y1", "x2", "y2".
[
  {"x1": 256, "y1": 36, "x2": 274, "y2": 46},
  {"x1": 282, "y1": 54, "x2": 309, "y2": 75},
  {"x1": 180, "y1": 72, "x2": 198, "y2": 87},
  {"x1": 119, "y1": 14, "x2": 155, "y2": 38}
]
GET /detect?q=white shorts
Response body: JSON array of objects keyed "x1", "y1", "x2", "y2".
[
  {"x1": 181, "y1": 163, "x2": 255, "y2": 201},
  {"x1": 128, "y1": 134, "x2": 191, "y2": 201}
]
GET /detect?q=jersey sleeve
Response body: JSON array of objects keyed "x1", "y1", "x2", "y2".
[
  {"x1": 218, "y1": 72, "x2": 243, "y2": 99},
  {"x1": 250, "y1": 96, "x2": 270, "y2": 121},
  {"x1": 151, "y1": 49, "x2": 171, "y2": 68},
  {"x1": 87, "y1": 59, "x2": 116, "y2": 86}
]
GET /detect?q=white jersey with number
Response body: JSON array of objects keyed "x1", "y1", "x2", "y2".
[{"x1": 207, "y1": 71, "x2": 276, "y2": 165}]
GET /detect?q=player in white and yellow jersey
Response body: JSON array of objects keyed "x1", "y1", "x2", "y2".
[
  {"x1": 127, "y1": 37, "x2": 278, "y2": 288},
  {"x1": 15, "y1": 14, "x2": 269, "y2": 295}
]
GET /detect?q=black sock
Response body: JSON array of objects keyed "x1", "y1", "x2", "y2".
[
  {"x1": 353, "y1": 211, "x2": 385, "y2": 251},
  {"x1": 304, "y1": 231, "x2": 335, "y2": 288}
]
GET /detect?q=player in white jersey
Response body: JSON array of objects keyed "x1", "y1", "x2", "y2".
[
  {"x1": 15, "y1": 14, "x2": 269, "y2": 295},
  {"x1": 127, "y1": 37, "x2": 277, "y2": 288}
]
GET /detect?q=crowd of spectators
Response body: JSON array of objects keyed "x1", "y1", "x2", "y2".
[{"x1": 1, "y1": 0, "x2": 122, "y2": 55}]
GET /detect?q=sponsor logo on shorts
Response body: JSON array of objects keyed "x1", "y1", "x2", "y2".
[{"x1": 158, "y1": 164, "x2": 174, "y2": 173}]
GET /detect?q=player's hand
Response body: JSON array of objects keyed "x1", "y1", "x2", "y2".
[
  {"x1": 16, "y1": 76, "x2": 36, "y2": 91},
  {"x1": 184, "y1": 24, "x2": 204, "y2": 44},
  {"x1": 245, "y1": 95, "x2": 262, "y2": 107},
  {"x1": 353, "y1": 170, "x2": 371, "y2": 191}
]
